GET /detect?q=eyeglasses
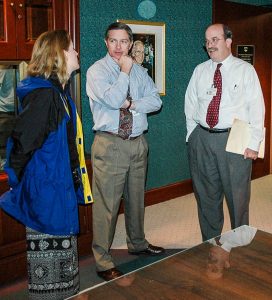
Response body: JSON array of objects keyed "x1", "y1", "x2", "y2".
[{"x1": 204, "y1": 37, "x2": 224, "y2": 47}]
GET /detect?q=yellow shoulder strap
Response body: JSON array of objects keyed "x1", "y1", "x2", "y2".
[{"x1": 76, "y1": 112, "x2": 93, "y2": 204}]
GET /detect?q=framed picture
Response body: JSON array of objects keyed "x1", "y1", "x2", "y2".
[{"x1": 118, "y1": 20, "x2": 165, "y2": 96}]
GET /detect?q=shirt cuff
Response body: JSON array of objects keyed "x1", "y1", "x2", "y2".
[
  {"x1": 248, "y1": 139, "x2": 261, "y2": 152},
  {"x1": 119, "y1": 71, "x2": 130, "y2": 81}
]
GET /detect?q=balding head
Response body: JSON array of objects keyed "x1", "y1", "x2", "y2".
[{"x1": 205, "y1": 23, "x2": 232, "y2": 62}]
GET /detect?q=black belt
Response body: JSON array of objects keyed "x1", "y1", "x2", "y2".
[
  {"x1": 199, "y1": 125, "x2": 230, "y2": 133},
  {"x1": 101, "y1": 131, "x2": 140, "y2": 140}
]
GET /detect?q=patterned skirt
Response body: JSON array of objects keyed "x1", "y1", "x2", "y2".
[{"x1": 26, "y1": 227, "x2": 79, "y2": 300}]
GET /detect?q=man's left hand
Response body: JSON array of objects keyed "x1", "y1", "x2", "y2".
[{"x1": 244, "y1": 148, "x2": 258, "y2": 160}]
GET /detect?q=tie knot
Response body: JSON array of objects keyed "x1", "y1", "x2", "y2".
[{"x1": 216, "y1": 63, "x2": 222, "y2": 70}]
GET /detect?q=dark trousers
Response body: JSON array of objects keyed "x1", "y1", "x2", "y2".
[{"x1": 188, "y1": 125, "x2": 252, "y2": 241}]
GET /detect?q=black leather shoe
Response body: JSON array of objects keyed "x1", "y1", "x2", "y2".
[
  {"x1": 97, "y1": 267, "x2": 124, "y2": 281},
  {"x1": 129, "y1": 244, "x2": 165, "y2": 256}
]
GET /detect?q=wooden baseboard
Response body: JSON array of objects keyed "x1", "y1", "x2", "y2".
[
  {"x1": 85, "y1": 160, "x2": 193, "y2": 207},
  {"x1": 145, "y1": 179, "x2": 193, "y2": 206},
  {"x1": 119, "y1": 179, "x2": 193, "y2": 213}
]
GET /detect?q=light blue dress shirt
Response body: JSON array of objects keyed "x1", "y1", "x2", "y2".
[{"x1": 86, "y1": 53, "x2": 162, "y2": 137}]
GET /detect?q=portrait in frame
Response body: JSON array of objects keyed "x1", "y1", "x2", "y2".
[{"x1": 118, "y1": 20, "x2": 165, "y2": 96}]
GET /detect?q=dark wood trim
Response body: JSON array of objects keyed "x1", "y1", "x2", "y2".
[
  {"x1": 78, "y1": 232, "x2": 93, "y2": 256},
  {"x1": 52, "y1": 0, "x2": 66, "y2": 30},
  {"x1": 85, "y1": 159, "x2": 194, "y2": 208},
  {"x1": 62, "y1": 0, "x2": 80, "y2": 53},
  {"x1": 0, "y1": 252, "x2": 27, "y2": 283},
  {"x1": 145, "y1": 179, "x2": 193, "y2": 206},
  {"x1": 72, "y1": 0, "x2": 80, "y2": 53},
  {"x1": 0, "y1": 240, "x2": 26, "y2": 259},
  {"x1": 118, "y1": 180, "x2": 193, "y2": 215}
]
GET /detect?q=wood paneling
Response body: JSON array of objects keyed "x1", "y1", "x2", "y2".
[{"x1": 0, "y1": 0, "x2": 79, "y2": 60}]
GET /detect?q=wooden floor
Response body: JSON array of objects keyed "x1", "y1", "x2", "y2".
[{"x1": 70, "y1": 229, "x2": 272, "y2": 300}]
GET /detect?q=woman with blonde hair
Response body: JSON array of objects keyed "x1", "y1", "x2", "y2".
[{"x1": 0, "y1": 30, "x2": 92, "y2": 299}]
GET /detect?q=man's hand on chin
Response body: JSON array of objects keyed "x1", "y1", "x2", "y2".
[{"x1": 118, "y1": 54, "x2": 133, "y2": 74}]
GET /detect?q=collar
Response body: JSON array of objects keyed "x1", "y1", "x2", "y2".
[{"x1": 210, "y1": 54, "x2": 233, "y2": 71}]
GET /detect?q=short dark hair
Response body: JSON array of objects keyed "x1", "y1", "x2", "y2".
[
  {"x1": 105, "y1": 22, "x2": 133, "y2": 41},
  {"x1": 223, "y1": 24, "x2": 233, "y2": 39}
]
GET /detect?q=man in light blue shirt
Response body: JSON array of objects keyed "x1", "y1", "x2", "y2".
[{"x1": 86, "y1": 22, "x2": 163, "y2": 281}]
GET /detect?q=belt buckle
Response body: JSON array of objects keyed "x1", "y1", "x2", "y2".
[{"x1": 121, "y1": 135, "x2": 129, "y2": 140}]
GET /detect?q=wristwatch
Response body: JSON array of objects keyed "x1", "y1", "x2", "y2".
[{"x1": 127, "y1": 95, "x2": 132, "y2": 110}]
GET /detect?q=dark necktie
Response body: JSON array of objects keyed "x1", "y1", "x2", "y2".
[
  {"x1": 206, "y1": 63, "x2": 222, "y2": 128},
  {"x1": 118, "y1": 92, "x2": 133, "y2": 139}
]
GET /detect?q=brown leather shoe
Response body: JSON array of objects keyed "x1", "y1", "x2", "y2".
[
  {"x1": 97, "y1": 267, "x2": 124, "y2": 281},
  {"x1": 129, "y1": 244, "x2": 165, "y2": 256}
]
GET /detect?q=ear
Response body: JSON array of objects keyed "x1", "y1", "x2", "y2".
[
  {"x1": 129, "y1": 41, "x2": 133, "y2": 51},
  {"x1": 226, "y1": 38, "x2": 232, "y2": 48}
]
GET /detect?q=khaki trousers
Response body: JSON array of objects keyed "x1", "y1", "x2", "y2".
[{"x1": 91, "y1": 132, "x2": 149, "y2": 271}]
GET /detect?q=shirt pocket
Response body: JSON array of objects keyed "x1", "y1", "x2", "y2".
[{"x1": 228, "y1": 83, "x2": 243, "y2": 100}]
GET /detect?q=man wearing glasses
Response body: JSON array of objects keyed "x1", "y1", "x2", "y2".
[
  {"x1": 86, "y1": 22, "x2": 163, "y2": 282},
  {"x1": 185, "y1": 23, "x2": 265, "y2": 241}
]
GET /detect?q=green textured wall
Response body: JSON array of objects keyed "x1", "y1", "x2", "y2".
[{"x1": 80, "y1": 0, "x2": 212, "y2": 190}]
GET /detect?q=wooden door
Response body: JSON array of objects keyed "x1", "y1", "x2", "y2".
[
  {"x1": 0, "y1": 0, "x2": 79, "y2": 60},
  {"x1": 16, "y1": 0, "x2": 53, "y2": 59},
  {"x1": 16, "y1": 0, "x2": 68, "y2": 59},
  {"x1": 0, "y1": 0, "x2": 17, "y2": 59},
  {"x1": 213, "y1": 0, "x2": 272, "y2": 179}
]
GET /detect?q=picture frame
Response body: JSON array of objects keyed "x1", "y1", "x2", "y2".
[{"x1": 118, "y1": 20, "x2": 165, "y2": 96}]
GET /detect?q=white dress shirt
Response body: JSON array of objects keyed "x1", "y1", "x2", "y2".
[{"x1": 185, "y1": 54, "x2": 265, "y2": 151}]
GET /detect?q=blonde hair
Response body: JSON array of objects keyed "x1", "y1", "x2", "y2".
[{"x1": 27, "y1": 30, "x2": 71, "y2": 85}]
